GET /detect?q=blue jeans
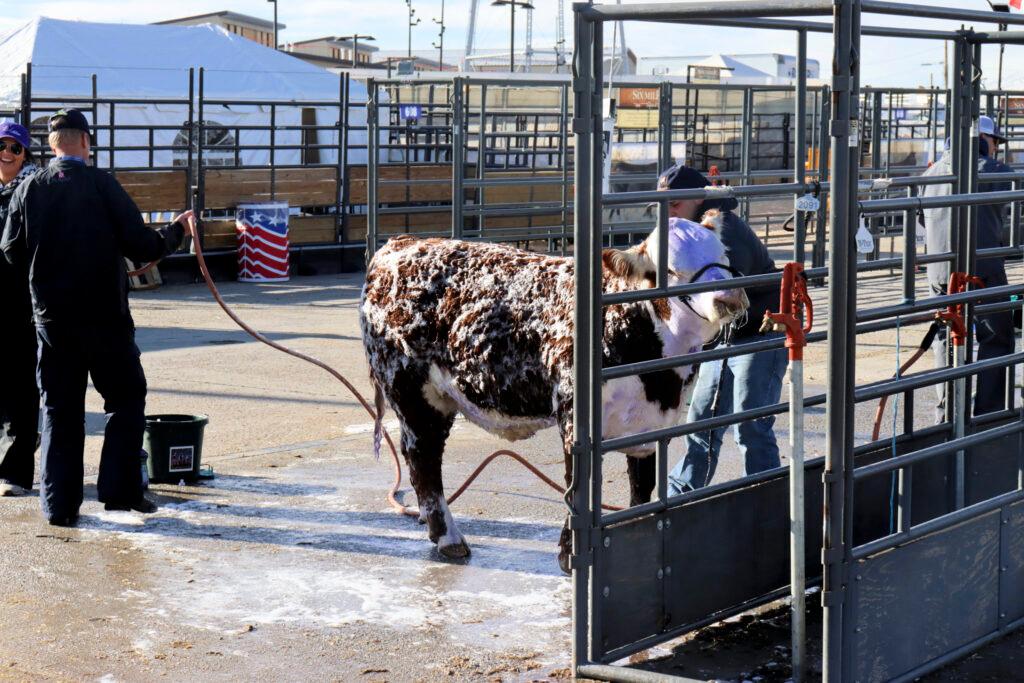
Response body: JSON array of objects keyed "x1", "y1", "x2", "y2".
[{"x1": 667, "y1": 334, "x2": 787, "y2": 494}]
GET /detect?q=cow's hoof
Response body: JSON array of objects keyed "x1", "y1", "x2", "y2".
[
  {"x1": 438, "y1": 539, "x2": 471, "y2": 559},
  {"x1": 558, "y1": 550, "x2": 571, "y2": 576}
]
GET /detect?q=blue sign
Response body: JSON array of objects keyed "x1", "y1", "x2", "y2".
[{"x1": 399, "y1": 104, "x2": 422, "y2": 120}]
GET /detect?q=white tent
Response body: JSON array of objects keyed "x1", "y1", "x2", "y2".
[{"x1": 0, "y1": 17, "x2": 376, "y2": 167}]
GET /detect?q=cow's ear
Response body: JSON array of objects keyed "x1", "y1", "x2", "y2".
[
  {"x1": 699, "y1": 209, "x2": 724, "y2": 235},
  {"x1": 602, "y1": 247, "x2": 651, "y2": 281}
]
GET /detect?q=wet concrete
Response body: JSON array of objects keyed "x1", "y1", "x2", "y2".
[{"x1": 0, "y1": 259, "x2": 1020, "y2": 681}]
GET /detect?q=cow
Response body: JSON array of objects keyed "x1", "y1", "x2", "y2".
[{"x1": 359, "y1": 210, "x2": 749, "y2": 573}]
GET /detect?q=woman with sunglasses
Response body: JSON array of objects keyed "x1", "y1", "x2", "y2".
[{"x1": 0, "y1": 121, "x2": 39, "y2": 496}]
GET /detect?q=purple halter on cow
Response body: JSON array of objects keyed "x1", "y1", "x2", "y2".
[{"x1": 360, "y1": 210, "x2": 749, "y2": 572}]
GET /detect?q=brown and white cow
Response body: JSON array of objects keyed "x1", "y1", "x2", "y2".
[{"x1": 360, "y1": 211, "x2": 748, "y2": 572}]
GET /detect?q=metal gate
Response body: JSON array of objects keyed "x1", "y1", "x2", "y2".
[{"x1": 569, "y1": 2, "x2": 1024, "y2": 682}]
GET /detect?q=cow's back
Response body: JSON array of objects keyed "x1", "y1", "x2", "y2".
[{"x1": 361, "y1": 236, "x2": 575, "y2": 433}]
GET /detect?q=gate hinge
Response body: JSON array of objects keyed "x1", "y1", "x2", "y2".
[
  {"x1": 831, "y1": 75, "x2": 851, "y2": 93},
  {"x1": 822, "y1": 470, "x2": 842, "y2": 484},
  {"x1": 822, "y1": 547, "x2": 843, "y2": 565},
  {"x1": 830, "y1": 119, "x2": 848, "y2": 138}
]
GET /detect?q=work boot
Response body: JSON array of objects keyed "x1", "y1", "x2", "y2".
[
  {"x1": 48, "y1": 513, "x2": 79, "y2": 527},
  {"x1": 104, "y1": 495, "x2": 158, "y2": 514},
  {"x1": 0, "y1": 479, "x2": 29, "y2": 497}
]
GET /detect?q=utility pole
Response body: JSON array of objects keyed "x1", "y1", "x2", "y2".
[
  {"x1": 267, "y1": 0, "x2": 278, "y2": 49},
  {"x1": 432, "y1": 0, "x2": 446, "y2": 71},
  {"x1": 406, "y1": 0, "x2": 421, "y2": 60},
  {"x1": 491, "y1": 0, "x2": 534, "y2": 73},
  {"x1": 338, "y1": 34, "x2": 375, "y2": 69}
]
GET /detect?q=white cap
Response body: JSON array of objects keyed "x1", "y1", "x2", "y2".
[{"x1": 978, "y1": 115, "x2": 1008, "y2": 142}]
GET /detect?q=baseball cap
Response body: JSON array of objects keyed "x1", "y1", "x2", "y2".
[
  {"x1": 978, "y1": 115, "x2": 1007, "y2": 143},
  {"x1": 657, "y1": 162, "x2": 739, "y2": 212},
  {"x1": 48, "y1": 108, "x2": 91, "y2": 136},
  {"x1": 0, "y1": 121, "x2": 31, "y2": 149}
]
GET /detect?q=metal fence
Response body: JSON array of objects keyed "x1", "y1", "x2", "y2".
[{"x1": 568, "y1": 3, "x2": 1024, "y2": 683}]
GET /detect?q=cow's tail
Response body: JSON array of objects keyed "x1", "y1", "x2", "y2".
[{"x1": 372, "y1": 379, "x2": 386, "y2": 461}]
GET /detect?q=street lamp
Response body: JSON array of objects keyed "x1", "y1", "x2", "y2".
[
  {"x1": 338, "y1": 34, "x2": 375, "y2": 69},
  {"x1": 267, "y1": 0, "x2": 278, "y2": 49},
  {"x1": 406, "y1": 0, "x2": 421, "y2": 60},
  {"x1": 432, "y1": 0, "x2": 447, "y2": 71},
  {"x1": 491, "y1": 0, "x2": 534, "y2": 73}
]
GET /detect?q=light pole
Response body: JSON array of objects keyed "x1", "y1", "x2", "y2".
[
  {"x1": 406, "y1": 0, "x2": 421, "y2": 60},
  {"x1": 491, "y1": 0, "x2": 534, "y2": 73},
  {"x1": 432, "y1": 0, "x2": 446, "y2": 71},
  {"x1": 338, "y1": 34, "x2": 375, "y2": 69},
  {"x1": 267, "y1": 0, "x2": 278, "y2": 49}
]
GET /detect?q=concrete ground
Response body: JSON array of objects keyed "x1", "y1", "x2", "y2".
[{"x1": 0, "y1": 254, "x2": 1021, "y2": 682}]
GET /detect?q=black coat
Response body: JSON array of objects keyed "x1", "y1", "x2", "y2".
[
  {"x1": 714, "y1": 210, "x2": 781, "y2": 339},
  {"x1": 0, "y1": 169, "x2": 35, "y2": 333},
  {"x1": 1, "y1": 159, "x2": 183, "y2": 324}
]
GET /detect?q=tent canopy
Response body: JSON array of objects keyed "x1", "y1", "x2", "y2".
[{"x1": 0, "y1": 16, "x2": 348, "y2": 106}]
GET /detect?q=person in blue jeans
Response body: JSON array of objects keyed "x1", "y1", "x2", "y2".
[{"x1": 656, "y1": 164, "x2": 787, "y2": 494}]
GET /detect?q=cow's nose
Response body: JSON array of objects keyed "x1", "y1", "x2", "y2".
[{"x1": 713, "y1": 291, "x2": 748, "y2": 319}]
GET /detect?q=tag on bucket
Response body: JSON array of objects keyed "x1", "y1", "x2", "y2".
[
  {"x1": 795, "y1": 194, "x2": 820, "y2": 212},
  {"x1": 856, "y1": 218, "x2": 874, "y2": 254}
]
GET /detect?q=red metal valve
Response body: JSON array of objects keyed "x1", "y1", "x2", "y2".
[
  {"x1": 937, "y1": 272, "x2": 985, "y2": 347},
  {"x1": 763, "y1": 262, "x2": 813, "y2": 361}
]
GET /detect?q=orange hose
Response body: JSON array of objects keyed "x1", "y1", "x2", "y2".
[
  {"x1": 184, "y1": 221, "x2": 623, "y2": 515},
  {"x1": 870, "y1": 346, "x2": 930, "y2": 442}
]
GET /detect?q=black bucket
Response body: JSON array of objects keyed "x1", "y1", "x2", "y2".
[{"x1": 143, "y1": 414, "x2": 209, "y2": 484}]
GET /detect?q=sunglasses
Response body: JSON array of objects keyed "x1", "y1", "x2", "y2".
[{"x1": 0, "y1": 141, "x2": 25, "y2": 155}]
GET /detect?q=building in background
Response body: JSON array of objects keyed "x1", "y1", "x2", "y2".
[
  {"x1": 638, "y1": 53, "x2": 821, "y2": 85},
  {"x1": 373, "y1": 51, "x2": 459, "y2": 73},
  {"x1": 286, "y1": 37, "x2": 381, "y2": 69},
  {"x1": 154, "y1": 11, "x2": 283, "y2": 48}
]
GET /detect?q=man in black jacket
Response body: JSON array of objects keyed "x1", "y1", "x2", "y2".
[
  {"x1": 656, "y1": 164, "x2": 787, "y2": 492},
  {"x1": 1, "y1": 109, "x2": 194, "y2": 526}
]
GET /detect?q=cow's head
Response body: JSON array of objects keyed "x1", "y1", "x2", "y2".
[{"x1": 642, "y1": 210, "x2": 749, "y2": 343}]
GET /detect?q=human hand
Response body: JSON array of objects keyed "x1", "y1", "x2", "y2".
[{"x1": 172, "y1": 210, "x2": 197, "y2": 235}]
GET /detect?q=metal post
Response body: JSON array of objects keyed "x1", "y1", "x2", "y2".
[
  {"x1": 570, "y1": 12, "x2": 595, "y2": 673},
  {"x1": 794, "y1": 29, "x2": 808, "y2": 264},
  {"x1": 869, "y1": 91, "x2": 884, "y2": 260},
  {"x1": 269, "y1": 103, "x2": 276, "y2": 202},
  {"x1": 196, "y1": 68, "x2": 206, "y2": 247},
  {"x1": 814, "y1": 92, "x2": 832, "y2": 273},
  {"x1": 338, "y1": 73, "x2": 348, "y2": 245},
  {"x1": 659, "y1": 81, "x2": 673, "y2": 172},
  {"x1": 790, "y1": 337, "x2": 806, "y2": 683},
  {"x1": 186, "y1": 68, "x2": 194, "y2": 211},
  {"x1": 740, "y1": 87, "x2": 753, "y2": 220},
  {"x1": 587, "y1": 18, "x2": 605, "y2": 664},
  {"x1": 822, "y1": 1, "x2": 859, "y2": 680},
  {"x1": 560, "y1": 83, "x2": 570, "y2": 256},
  {"x1": 366, "y1": 78, "x2": 379, "y2": 262},
  {"x1": 477, "y1": 83, "x2": 487, "y2": 238},
  {"x1": 451, "y1": 77, "x2": 465, "y2": 239}
]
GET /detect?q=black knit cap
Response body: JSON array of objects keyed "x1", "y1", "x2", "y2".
[
  {"x1": 657, "y1": 162, "x2": 739, "y2": 213},
  {"x1": 48, "y1": 108, "x2": 91, "y2": 136}
]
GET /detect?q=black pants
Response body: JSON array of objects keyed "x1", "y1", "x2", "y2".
[
  {"x1": 0, "y1": 320, "x2": 40, "y2": 490},
  {"x1": 36, "y1": 319, "x2": 147, "y2": 519}
]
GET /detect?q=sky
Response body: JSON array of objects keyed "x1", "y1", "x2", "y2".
[{"x1": 0, "y1": 0, "x2": 1021, "y2": 89}]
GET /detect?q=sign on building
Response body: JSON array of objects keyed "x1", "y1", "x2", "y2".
[{"x1": 618, "y1": 87, "x2": 659, "y2": 109}]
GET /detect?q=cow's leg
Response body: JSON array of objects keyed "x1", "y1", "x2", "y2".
[
  {"x1": 389, "y1": 365, "x2": 467, "y2": 559},
  {"x1": 626, "y1": 453, "x2": 656, "y2": 506}
]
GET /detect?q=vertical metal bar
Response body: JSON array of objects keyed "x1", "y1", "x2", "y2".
[
  {"x1": 339, "y1": 73, "x2": 350, "y2": 245},
  {"x1": 366, "y1": 78, "x2": 379, "y2": 262},
  {"x1": 587, "y1": 18, "x2": 605, "y2": 664},
  {"x1": 903, "y1": 203, "x2": 917, "y2": 436},
  {"x1": 656, "y1": 200, "x2": 669, "y2": 288},
  {"x1": 868, "y1": 91, "x2": 883, "y2": 260},
  {"x1": 740, "y1": 87, "x2": 753, "y2": 221},
  {"x1": 794, "y1": 29, "x2": 808, "y2": 265},
  {"x1": 1011, "y1": 179, "x2": 1021, "y2": 248},
  {"x1": 270, "y1": 104, "x2": 276, "y2": 202},
  {"x1": 560, "y1": 83, "x2": 570, "y2": 257},
  {"x1": 197, "y1": 68, "x2": 206, "y2": 248},
  {"x1": 930, "y1": 89, "x2": 940, "y2": 164},
  {"x1": 823, "y1": 1, "x2": 859, "y2": 680},
  {"x1": 477, "y1": 83, "x2": 487, "y2": 239},
  {"x1": 659, "y1": 81, "x2": 672, "y2": 172},
  {"x1": 451, "y1": 77, "x2": 465, "y2": 240},
  {"x1": 898, "y1": 467, "x2": 913, "y2": 533},
  {"x1": 570, "y1": 12, "x2": 595, "y2": 673},
  {"x1": 790, "y1": 349, "x2": 807, "y2": 683},
  {"x1": 814, "y1": 92, "x2": 831, "y2": 273},
  {"x1": 186, "y1": 68, "x2": 194, "y2": 211},
  {"x1": 109, "y1": 101, "x2": 115, "y2": 172}
]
